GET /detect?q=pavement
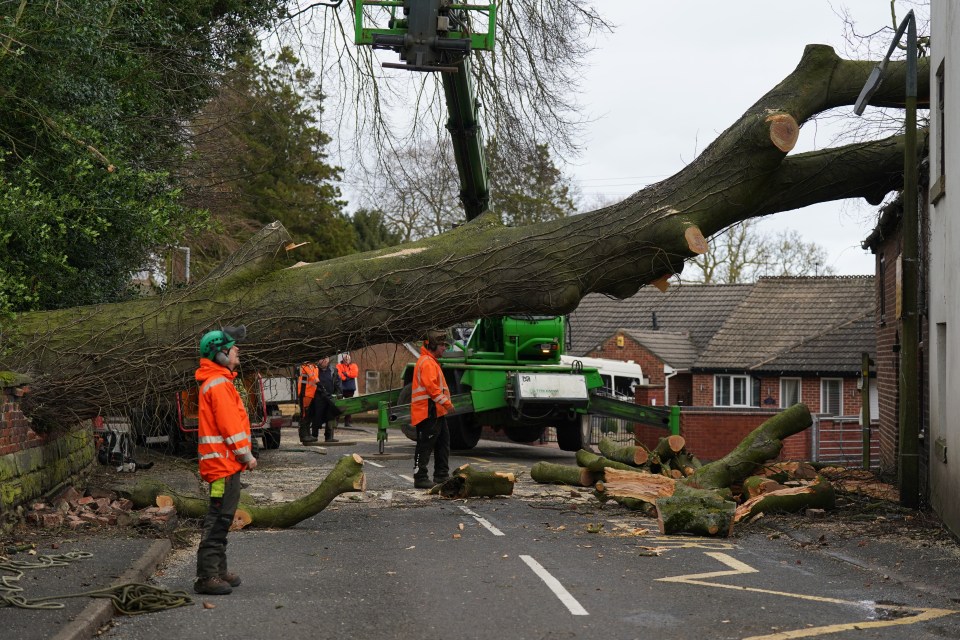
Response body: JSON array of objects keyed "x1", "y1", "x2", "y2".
[{"x1": 0, "y1": 535, "x2": 171, "y2": 640}]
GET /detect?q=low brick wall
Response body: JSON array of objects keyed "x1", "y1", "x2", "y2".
[
  {"x1": 670, "y1": 408, "x2": 812, "y2": 462},
  {"x1": 0, "y1": 382, "x2": 95, "y2": 532}
]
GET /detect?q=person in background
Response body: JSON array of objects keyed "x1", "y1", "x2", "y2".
[
  {"x1": 297, "y1": 360, "x2": 320, "y2": 444},
  {"x1": 336, "y1": 353, "x2": 359, "y2": 428},
  {"x1": 311, "y1": 356, "x2": 342, "y2": 442},
  {"x1": 410, "y1": 330, "x2": 454, "y2": 489},
  {"x1": 194, "y1": 326, "x2": 256, "y2": 596}
]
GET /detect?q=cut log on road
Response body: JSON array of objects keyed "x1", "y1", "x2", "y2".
[
  {"x1": 430, "y1": 464, "x2": 515, "y2": 498},
  {"x1": 652, "y1": 435, "x2": 686, "y2": 462},
  {"x1": 597, "y1": 468, "x2": 676, "y2": 504},
  {"x1": 656, "y1": 484, "x2": 736, "y2": 537},
  {"x1": 120, "y1": 453, "x2": 366, "y2": 528},
  {"x1": 734, "y1": 475, "x2": 836, "y2": 522},
  {"x1": 598, "y1": 438, "x2": 650, "y2": 466},
  {"x1": 576, "y1": 449, "x2": 638, "y2": 473},
  {"x1": 531, "y1": 461, "x2": 597, "y2": 487},
  {"x1": 684, "y1": 404, "x2": 813, "y2": 490}
]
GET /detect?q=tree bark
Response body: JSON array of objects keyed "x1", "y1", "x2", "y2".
[
  {"x1": 119, "y1": 453, "x2": 366, "y2": 528},
  {"x1": 0, "y1": 49, "x2": 929, "y2": 426},
  {"x1": 530, "y1": 461, "x2": 597, "y2": 487},
  {"x1": 429, "y1": 464, "x2": 515, "y2": 498},
  {"x1": 597, "y1": 437, "x2": 649, "y2": 466},
  {"x1": 734, "y1": 475, "x2": 836, "y2": 522}
]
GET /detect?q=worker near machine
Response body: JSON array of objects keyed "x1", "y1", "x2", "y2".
[
  {"x1": 336, "y1": 353, "x2": 359, "y2": 427},
  {"x1": 297, "y1": 360, "x2": 320, "y2": 444},
  {"x1": 194, "y1": 326, "x2": 256, "y2": 596},
  {"x1": 411, "y1": 330, "x2": 455, "y2": 489},
  {"x1": 310, "y1": 356, "x2": 342, "y2": 442}
]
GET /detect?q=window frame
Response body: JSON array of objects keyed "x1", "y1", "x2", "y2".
[
  {"x1": 820, "y1": 378, "x2": 844, "y2": 416},
  {"x1": 714, "y1": 374, "x2": 752, "y2": 407},
  {"x1": 780, "y1": 377, "x2": 802, "y2": 408}
]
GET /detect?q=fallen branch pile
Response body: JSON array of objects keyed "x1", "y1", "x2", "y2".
[
  {"x1": 531, "y1": 404, "x2": 837, "y2": 537},
  {"x1": 24, "y1": 485, "x2": 178, "y2": 532}
]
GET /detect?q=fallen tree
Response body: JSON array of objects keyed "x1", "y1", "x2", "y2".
[
  {"x1": 0, "y1": 47, "x2": 927, "y2": 427},
  {"x1": 532, "y1": 404, "x2": 837, "y2": 536},
  {"x1": 120, "y1": 454, "x2": 366, "y2": 528}
]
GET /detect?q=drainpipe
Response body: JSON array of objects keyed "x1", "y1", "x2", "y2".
[{"x1": 664, "y1": 364, "x2": 677, "y2": 406}]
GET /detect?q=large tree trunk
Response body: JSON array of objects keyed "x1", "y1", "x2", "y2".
[{"x1": 0, "y1": 48, "x2": 928, "y2": 425}]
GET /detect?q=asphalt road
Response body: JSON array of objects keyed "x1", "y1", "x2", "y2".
[{"x1": 100, "y1": 428, "x2": 960, "y2": 640}]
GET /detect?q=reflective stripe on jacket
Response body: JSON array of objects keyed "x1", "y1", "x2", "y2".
[
  {"x1": 298, "y1": 363, "x2": 319, "y2": 407},
  {"x1": 195, "y1": 358, "x2": 253, "y2": 483},
  {"x1": 336, "y1": 361, "x2": 359, "y2": 391},
  {"x1": 410, "y1": 346, "x2": 454, "y2": 426}
]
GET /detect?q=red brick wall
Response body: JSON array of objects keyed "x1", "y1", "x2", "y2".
[
  {"x1": 873, "y1": 238, "x2": 900, "y2": 475},
  {"x1": 690, "y1": 373, "x2": 862, "y2": 416},
  {"x1": 677, "y1": 409, "x2": 811, "y2": 462},
  {"x1": 1, "y1": 386, "x2": 43, "y2": 455}
]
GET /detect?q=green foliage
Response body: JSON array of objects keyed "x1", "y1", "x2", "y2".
[
  {"x1": 0, "y1": 0, "x2": 284, "y2": 311},
  {"x1": 352, "y1": 209, "x2": 403, "y2": 252},
  {"x1": 185, "y1": 46, "x2": 355, "y2": 266},
  {"x1": 487, "y1": 137, "x2": 576, "y2": 227}
]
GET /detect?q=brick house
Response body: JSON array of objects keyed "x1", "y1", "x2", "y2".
[{"x1": 568, "y1": 277, "x2": 878, "y2": 464}]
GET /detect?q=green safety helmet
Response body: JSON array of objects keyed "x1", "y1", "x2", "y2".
[{"x1": 199, "y1": 325, "x2": 246, "y2": 361}]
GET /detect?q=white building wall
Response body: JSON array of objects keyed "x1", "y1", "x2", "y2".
[{"x1": 928, "y1": 0, "x2": 960, "y2": 536}]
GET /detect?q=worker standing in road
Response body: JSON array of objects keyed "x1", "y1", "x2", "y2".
[
  {"x1": 336, "y1": 353, "x2": 359, "y2": 428},
  {"x1": 411, "y1": 330, "x2": 455, "y2": 489},
  {"x1": 311, "y1": 356, "x2": 342, "y2": 442},
  {"x1": 297, "y1": 360, "x2": 320, "y2": 444},
  {"x1": 194, "y1": 326, "x2": 257, "y2": 596}
]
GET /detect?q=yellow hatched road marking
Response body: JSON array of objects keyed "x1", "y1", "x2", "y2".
[{"x1": 657, "y1": 552, "x2": 958, "y2": 639}]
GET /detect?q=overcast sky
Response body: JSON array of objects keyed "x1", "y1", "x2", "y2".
[{"x1": 569, "y1": 0, "x2": 911, "y2": 276}]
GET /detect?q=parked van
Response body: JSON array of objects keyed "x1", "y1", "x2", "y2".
[{"x1": 559, "y1": 355, "x2": 646, "y2": 402}]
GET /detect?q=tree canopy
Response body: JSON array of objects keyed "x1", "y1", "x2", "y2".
[{"x1": 0, "y1": 0, "x2": 284, "y2": 312}]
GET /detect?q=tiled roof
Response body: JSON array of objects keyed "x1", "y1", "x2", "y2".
[
  {"x1": 695, "y1": 276, "x2": 876, "y2": 373},
  {"x1": 567, "y1": 284, "x2": 752, "y2": 356},
  {"x1": 619, "y1": 329, "x2": 698, "y2": 370}
]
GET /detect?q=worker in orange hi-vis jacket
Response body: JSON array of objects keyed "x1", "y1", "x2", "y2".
[
  {"x1": 297, "y1": 361, "x2": 320, "y2": 443},
  {"x1": 410, "y1": 330, "x2": 455, "y2": 489},
  {"x1": 193, "y1": 326, "x2": 256, "y2": 596},
  {"x1": 336, "y1": 353, "x2": 359, "y2": 427}
]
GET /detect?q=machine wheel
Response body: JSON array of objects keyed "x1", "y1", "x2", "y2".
[
  {"x1": 504, "y1": 425, "x2": 545, "y2": 444},
  {"x1": 263, "y1": 426, "x2": 282, "y2": 450},
  {"x1": 397, "y1": 384, "x2": 417, "y2": 442},
  {"x1": 555, "y1": 413, "x2": 594, "y2": 452}
]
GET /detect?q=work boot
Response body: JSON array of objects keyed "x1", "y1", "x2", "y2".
[
  {"x1": 414, "y1": 476, "x2": 434, "y2": 489},
  {"x1": 194, "y1": 576, "x2": 233, "y2": 595},
  {"x1": 433, "y1": 475, "x2": 449, "y2": 485},
  {"x1": 220, "y1": 571, "x2": 242, "y2": 587},
  {"x1": 298, "y1": 425, "x2": 314, "y2": 444},
  {"x1": 324, "y1": 437, "x2": 339, "y2": 443}
]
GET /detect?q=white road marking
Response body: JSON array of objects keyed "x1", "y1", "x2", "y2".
[
  {"x1": 519, "y1": 555, "x2": 588, "y2": 616},
  {"x1": 458, "y1": 505, "x2": 504, "y2": 536},
  {"x1": 399, "y1": 474, "x2": 414, "y2": 483},
  {"x1": 365, "y1": 460, "x2": 385, "y2": 468}
]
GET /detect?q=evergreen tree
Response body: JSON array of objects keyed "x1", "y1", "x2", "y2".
[
  {"x1": 183, "y1": 46, "x2": 355, "y2": 271},
  {"x1": 352, "y1": 209, "x2": 402, "y2": 252},
  {"x1": 487, "y1": 137, "x2": 577, "y2": 226}
]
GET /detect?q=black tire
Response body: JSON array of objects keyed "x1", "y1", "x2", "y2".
[
  {"x1": 555, "y1": 413, "x2": 594, "y2": 452},
  {"x1": 504, "y1": 425, "x2": 545, "y2": 444},
  {"x1": 397, "y1": 384, "x2": 417, "y2": 442},
  {"x1": 263, "y1": 426, "x2": 281, "y2": 450}
]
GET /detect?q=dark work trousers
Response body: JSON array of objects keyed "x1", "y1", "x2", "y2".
[
  {"x1": 196, "y1": 471, "x2": 242, "y2": 578},
  {"x1": 341, "y1": 389, "x2": 355, "y2": 426},
  {"x1": 413, "y1": 415, "x2": 450, "y2": 481},
  {"x1": 310, "y1": 393, "x2": 341, "y2": 440}
]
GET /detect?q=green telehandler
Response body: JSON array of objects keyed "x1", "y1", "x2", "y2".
[{"x1": 338, "y1": 2, "x2": 678, "y2": 452}]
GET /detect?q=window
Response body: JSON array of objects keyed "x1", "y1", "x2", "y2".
[
  {"x1": 821, "y1": 378, "x2": 843, "y2": 416},
  {"x1": 933, "y1": 59, "x2": 946, "y2": 203},
  {"x1": 780, "y1": 378, "x2": 801, "y2": 408},
  {"x1": 715, "y1": 374, "x2": 751, "y2": 407}
]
